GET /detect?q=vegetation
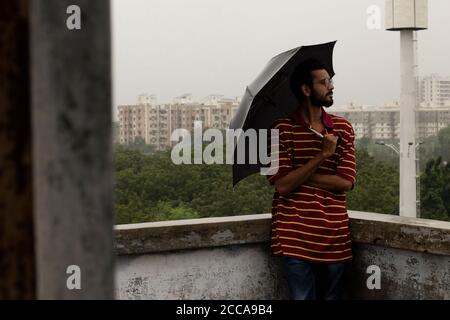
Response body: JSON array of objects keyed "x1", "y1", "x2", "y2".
[
  {"x1": 419, "y1": 157, "x2": 450, "y2": 221},
  {"x1": 114, "y1": 127, "x2": 450, "y2": 224},
  {"x1": 113, "y1": 143, "x2": 274, "y2": 224},
  {"x1": 346, "y1": 146, "x2": 399, "y2": 215}
]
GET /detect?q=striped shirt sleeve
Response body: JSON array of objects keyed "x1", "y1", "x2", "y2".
[
  {"x1": 335, "y1": 124, "x2": 356, "y2": 189},
  {"x1": 266, "y1": 120, "x2": 293, "y2": 186}
]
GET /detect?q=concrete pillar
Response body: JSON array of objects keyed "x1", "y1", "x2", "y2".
[
  {"x1": 0, "y1": 0, "x2": 36, "y2": 300},
  {"x1": 399, "y1": 30, "x2": 417, "y2": 218},
  {"x1": 31, "y1": 0, "x2": 114, "y2": 299}
]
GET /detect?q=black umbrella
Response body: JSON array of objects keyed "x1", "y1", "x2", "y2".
[{"x1": 230, "y1": 41, "x2": 336, "y2": 186}]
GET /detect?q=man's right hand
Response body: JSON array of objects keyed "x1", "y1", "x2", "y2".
[
  {"x1": 320, "y1": 134, "x2": 338, "y2": 158},
  {"x1": 275, "y1": 134, "x2": 336, "y2": 196}
]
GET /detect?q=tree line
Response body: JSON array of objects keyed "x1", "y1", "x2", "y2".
[{"x1": 113, "y1": 126, "x2": 450, "y2": 224}]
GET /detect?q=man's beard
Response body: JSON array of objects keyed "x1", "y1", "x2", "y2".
[{"x1": 310, "y1": 90, "x2": 333, "y2": 108}]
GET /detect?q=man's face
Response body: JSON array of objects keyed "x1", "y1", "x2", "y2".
[{"x1": 309, "y1": 69, "x2": 334, "y2": 108}]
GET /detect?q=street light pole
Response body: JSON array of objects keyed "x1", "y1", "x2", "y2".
[
  {"x1": 386, "y1": 0, "x2": 428, "y2": 218},
  {"x1": 376, "y1": 140, "x2": 423, "y2": 217},
  {"x1": 375, "y1": 141, "x2": 400, "y2": 154},
  {"x1": 399, "y1": 30, "x2": 418, "y2": 218}
]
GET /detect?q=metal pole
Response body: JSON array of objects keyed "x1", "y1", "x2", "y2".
[
  {"x1": 413, "y1": 31, "x2": 421, "y2": 218},
  {"x1": 399, "y1": 30, "x2": 417, "y2": 218}
]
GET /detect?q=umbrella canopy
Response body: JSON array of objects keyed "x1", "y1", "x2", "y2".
[{"x1": 230, "y1": 41, "x2": 336, "y2": 186}]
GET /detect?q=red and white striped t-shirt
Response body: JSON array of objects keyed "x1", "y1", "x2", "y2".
[{"x1": 266, "y1": 108, "x2": 357, "y2": 263}]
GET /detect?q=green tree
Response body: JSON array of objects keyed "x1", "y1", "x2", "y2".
[
  {"x1": 419, "y1": 157, "x2": 450, "y2": 221},
  {"x1": 438, "y1": 126, "x2": 450, "y2": 162},
  {"x1": 113, "y1": 129, "x2": 450, "y2": 224},
  {"x1": 347, "y1": 146, "x2": 399, "y2": 215},
  {"x1": 120, "y1": 137, "x2": 156, "y2": 155},
  {"x1": 113, "y1": 144, "x2": 273, "y2": 224}
]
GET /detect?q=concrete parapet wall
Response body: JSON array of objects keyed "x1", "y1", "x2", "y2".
[{"x1": 115, "y1": 212, "x2": 450, "y2": 299}]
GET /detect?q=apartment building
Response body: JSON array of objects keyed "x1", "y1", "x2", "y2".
[
  {"x1": 419, "y1": 74, "x2": 450, "y2": 107},
  {"x1": 118, "y1": 94, "x2": 240, "y2": 149},
  {"x1": 119, "y1": 94, "x2": 450, "y2": 148},
  {"x1": 333, "y1": 102, "x2": 450, "y2": 140},
  {"x1": 117, "y1": 103, "x2": 147, "y2": 144}
]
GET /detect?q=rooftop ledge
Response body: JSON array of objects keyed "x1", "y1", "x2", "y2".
[{"x1": 115, "y1": 211, "x2": 450, "y2": 256}]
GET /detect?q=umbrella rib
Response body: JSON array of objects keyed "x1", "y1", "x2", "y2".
[{"x1": 245, "y1": 86, "x2": 255, "y2": 99}]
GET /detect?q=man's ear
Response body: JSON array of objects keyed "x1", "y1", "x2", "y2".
[{"x1": 301, "y1": 84, "x2": 311, "y2": 97}]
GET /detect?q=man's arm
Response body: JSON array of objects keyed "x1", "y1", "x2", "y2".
[
  {"x1": 274, "y1": 134, "x2": 338, "y2": 196},
  {"x1": 274, "y1": 154, "x2": 327, "y2": 196},
  {"x1": 306, "y1": 174, "x2": 353, "y2": 193},
  {"x1": 306, "y1": 123, "x2": 357, "y2": 193}
]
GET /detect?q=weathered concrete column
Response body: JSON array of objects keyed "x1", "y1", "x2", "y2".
[
  {"x1": 0, "y1": 0, "x2": 36, "y2": 300},
  {"x1": 31, "y1": 0, "x2": 114, "y2": 299}
]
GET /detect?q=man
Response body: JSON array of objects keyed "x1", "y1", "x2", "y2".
[{"x1": 266, "y1": 59, "x2": 356, "y2": 300}]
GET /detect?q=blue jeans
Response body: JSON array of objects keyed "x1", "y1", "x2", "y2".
[{"x1": 282, "y1": 256, "x2": 346, "y2": 300}]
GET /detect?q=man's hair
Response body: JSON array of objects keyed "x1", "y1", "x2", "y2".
[{"x1": 290, "y1": 58, "x2": 328, "y2": 102}]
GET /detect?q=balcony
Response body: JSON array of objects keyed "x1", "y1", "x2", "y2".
[
  {"x1": 4, "y1": 0, "x2": 450, "y2": 300},
  {"x1": 115, "y1": 211, "x2": 450, "y2": 300}
]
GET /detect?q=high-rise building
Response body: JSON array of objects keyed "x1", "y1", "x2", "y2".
[
  {"x1": 119, "y1": 95, "x2": 450, "y2": 148},
  {"x1": 419, "y1": 74, "x2": 450, "y2": 107},
  {"x1": 137, "y1": 94, "x2": 157, "y2": 106},
  {"x1": 117, "y1": 103, "x2": 147, "y2": 145},
  {"x1": 333, "y1": 102, "x2": 450, "y2": 141},
  {"x1": 173, "y1": 93, "x2": 194, "y2": 105},
  {"x1": 118, "y1": 95, "x2": 240, "y2": 149}
]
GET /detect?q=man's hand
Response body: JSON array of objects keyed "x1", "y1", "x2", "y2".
[{"x1": 320, "y1": 134, "x2": 338, "y2": 158}]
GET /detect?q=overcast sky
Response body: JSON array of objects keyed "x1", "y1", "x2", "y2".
[{"x1": 111, "y1": 0, "x2": 450, "y2": 119}]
